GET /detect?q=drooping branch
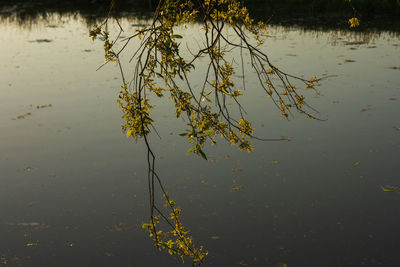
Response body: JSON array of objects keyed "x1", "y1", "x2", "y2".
[{"x1": 90, "y1": 0, "x2": 329, "y2": 264}]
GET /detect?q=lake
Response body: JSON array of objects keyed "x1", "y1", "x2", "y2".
[{"x1": 0, "y1": 10, "x2": 400, "y2": 267}]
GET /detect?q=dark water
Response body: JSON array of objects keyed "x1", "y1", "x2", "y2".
[{"x1": 0, "y1": 10, "x2": 400, "y2": 267}]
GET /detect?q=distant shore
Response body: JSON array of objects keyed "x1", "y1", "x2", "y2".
[{"x1": 0, "y1": 0, "x2": 399, "y2": 31}]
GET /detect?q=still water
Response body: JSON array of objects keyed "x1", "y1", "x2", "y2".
[{"x1": 0, "y1": 12, "x2": 400, "y2": 266}]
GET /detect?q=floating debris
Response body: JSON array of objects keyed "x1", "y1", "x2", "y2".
[
  {"x1": 388, "y1": 97, "x2": 397, "y2": 101},
  {"x1": 12, "y1": 104, "x2": 52, "y2": 120},
  {"x1": 381, "y1": 185, "x2": 400, "y2": 193},
  {"x1": 211, "y1": 236, "x2": 220, "y2": 240},
  {"x1": 280, "y1": 136, "x2": 292, "y2": 141},
  {"x1": 361, "y1": 105, "x2": 372, "y2": 112},
  {"x1": 12, "y1": 112, "x2": 31, "y2": 120},
  {"x1": 344, "y1": 59, "x2": 356, "y2": 63},
  {"x1": 387, "y1": 66, "x2": 400, "y2": 70},
  {"x1": 29, "y1": 39, "x2": 53, "y2": 43},
  {"x1": 352, "y1": 161, "x2": 361, "y2": 167},
  {"x1": 25, "y1": 242, "x2": 38, "y2": 247},
  {"x1": 36, "y1": 104, "x2": 52, "y2": 109},
  {"x1": 270, "y1": 161, "x2": 279, "y2": 165}
]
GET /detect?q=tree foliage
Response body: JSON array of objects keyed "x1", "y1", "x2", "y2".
[
  {"x1": 90, "y1": 0, "x2": 358, "y2": 264},
  {"x1": 90, "y1": 0, "x2": 320, "y2": 155},
  {"x1": 346, "y1": 0, "x2": 360, "y2": 28}
]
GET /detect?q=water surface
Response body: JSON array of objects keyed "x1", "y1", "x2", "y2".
[{"x1": 0, "y1": 13, "x2": 400, "y2": 266}]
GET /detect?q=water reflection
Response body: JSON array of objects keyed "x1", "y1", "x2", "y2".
[
  {"x1": 0, "y1": 11, "x2": 400, "y2": 267},
  {"x1": 1, "y1": 10, "x2": 398, "y2": 45}
]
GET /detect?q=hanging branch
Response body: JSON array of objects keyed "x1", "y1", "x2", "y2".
[{"x1": 90, "y1": 0, "x2": 327, "y2": 265}]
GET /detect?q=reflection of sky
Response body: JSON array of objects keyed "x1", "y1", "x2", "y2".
[{"x1": 0, "y1": 14, "x2": 400, "y2": 266}]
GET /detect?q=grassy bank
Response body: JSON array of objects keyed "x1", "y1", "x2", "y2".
[
  {"x1": 244, "y1": 0, "x2": 400, "y2": 30},
  {"x1": 1, "y1": 0, "x2": 399, "y2": 15},
  {"x1": 244, "y1": 0, "x2": 399, "y2": 16},
  {"x1": 0, "y1": 0, "x2": 399, "y2": 30}
]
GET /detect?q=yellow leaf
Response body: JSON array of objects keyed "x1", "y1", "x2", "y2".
[
  {"x1": 381, "y1": 186, "x2": 393, "y2": 192},
  {"x1": 126, "y1": 129, "x2": 132, "y2": 138},
  {"x1": 352, "y1": 161, "x2": 360, "y2": 167},
  {"x1": 348, "y1": 17, "x2": 360, "y2": 28},
  {"x1": 381, "y1": 185, "x2": 400, "y2": 193}
]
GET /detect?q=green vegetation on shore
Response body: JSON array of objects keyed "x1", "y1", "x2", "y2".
[
  {"x1": 245, "y1": 0, "x2": 399, "y2": 16},
  {"x1": 1, "y1": 0, "x2": 399, "y2": 15},
  {"x1": 0, "y1": 0, "x2": 399, "y2": 30}
]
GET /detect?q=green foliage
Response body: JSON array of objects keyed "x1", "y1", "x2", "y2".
[
  {"x1": 91, "y1": 0, "x2": 320, "y2": 159},
  {"x1": 91, "y1": 0, "x2": 360, "y2": 264},
  {"x1": 142, "y1": 198, "x2": 208, "y2": 265},
  {"x1": 118, "y1": 84, "x2": 154, "y2": 139}
]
